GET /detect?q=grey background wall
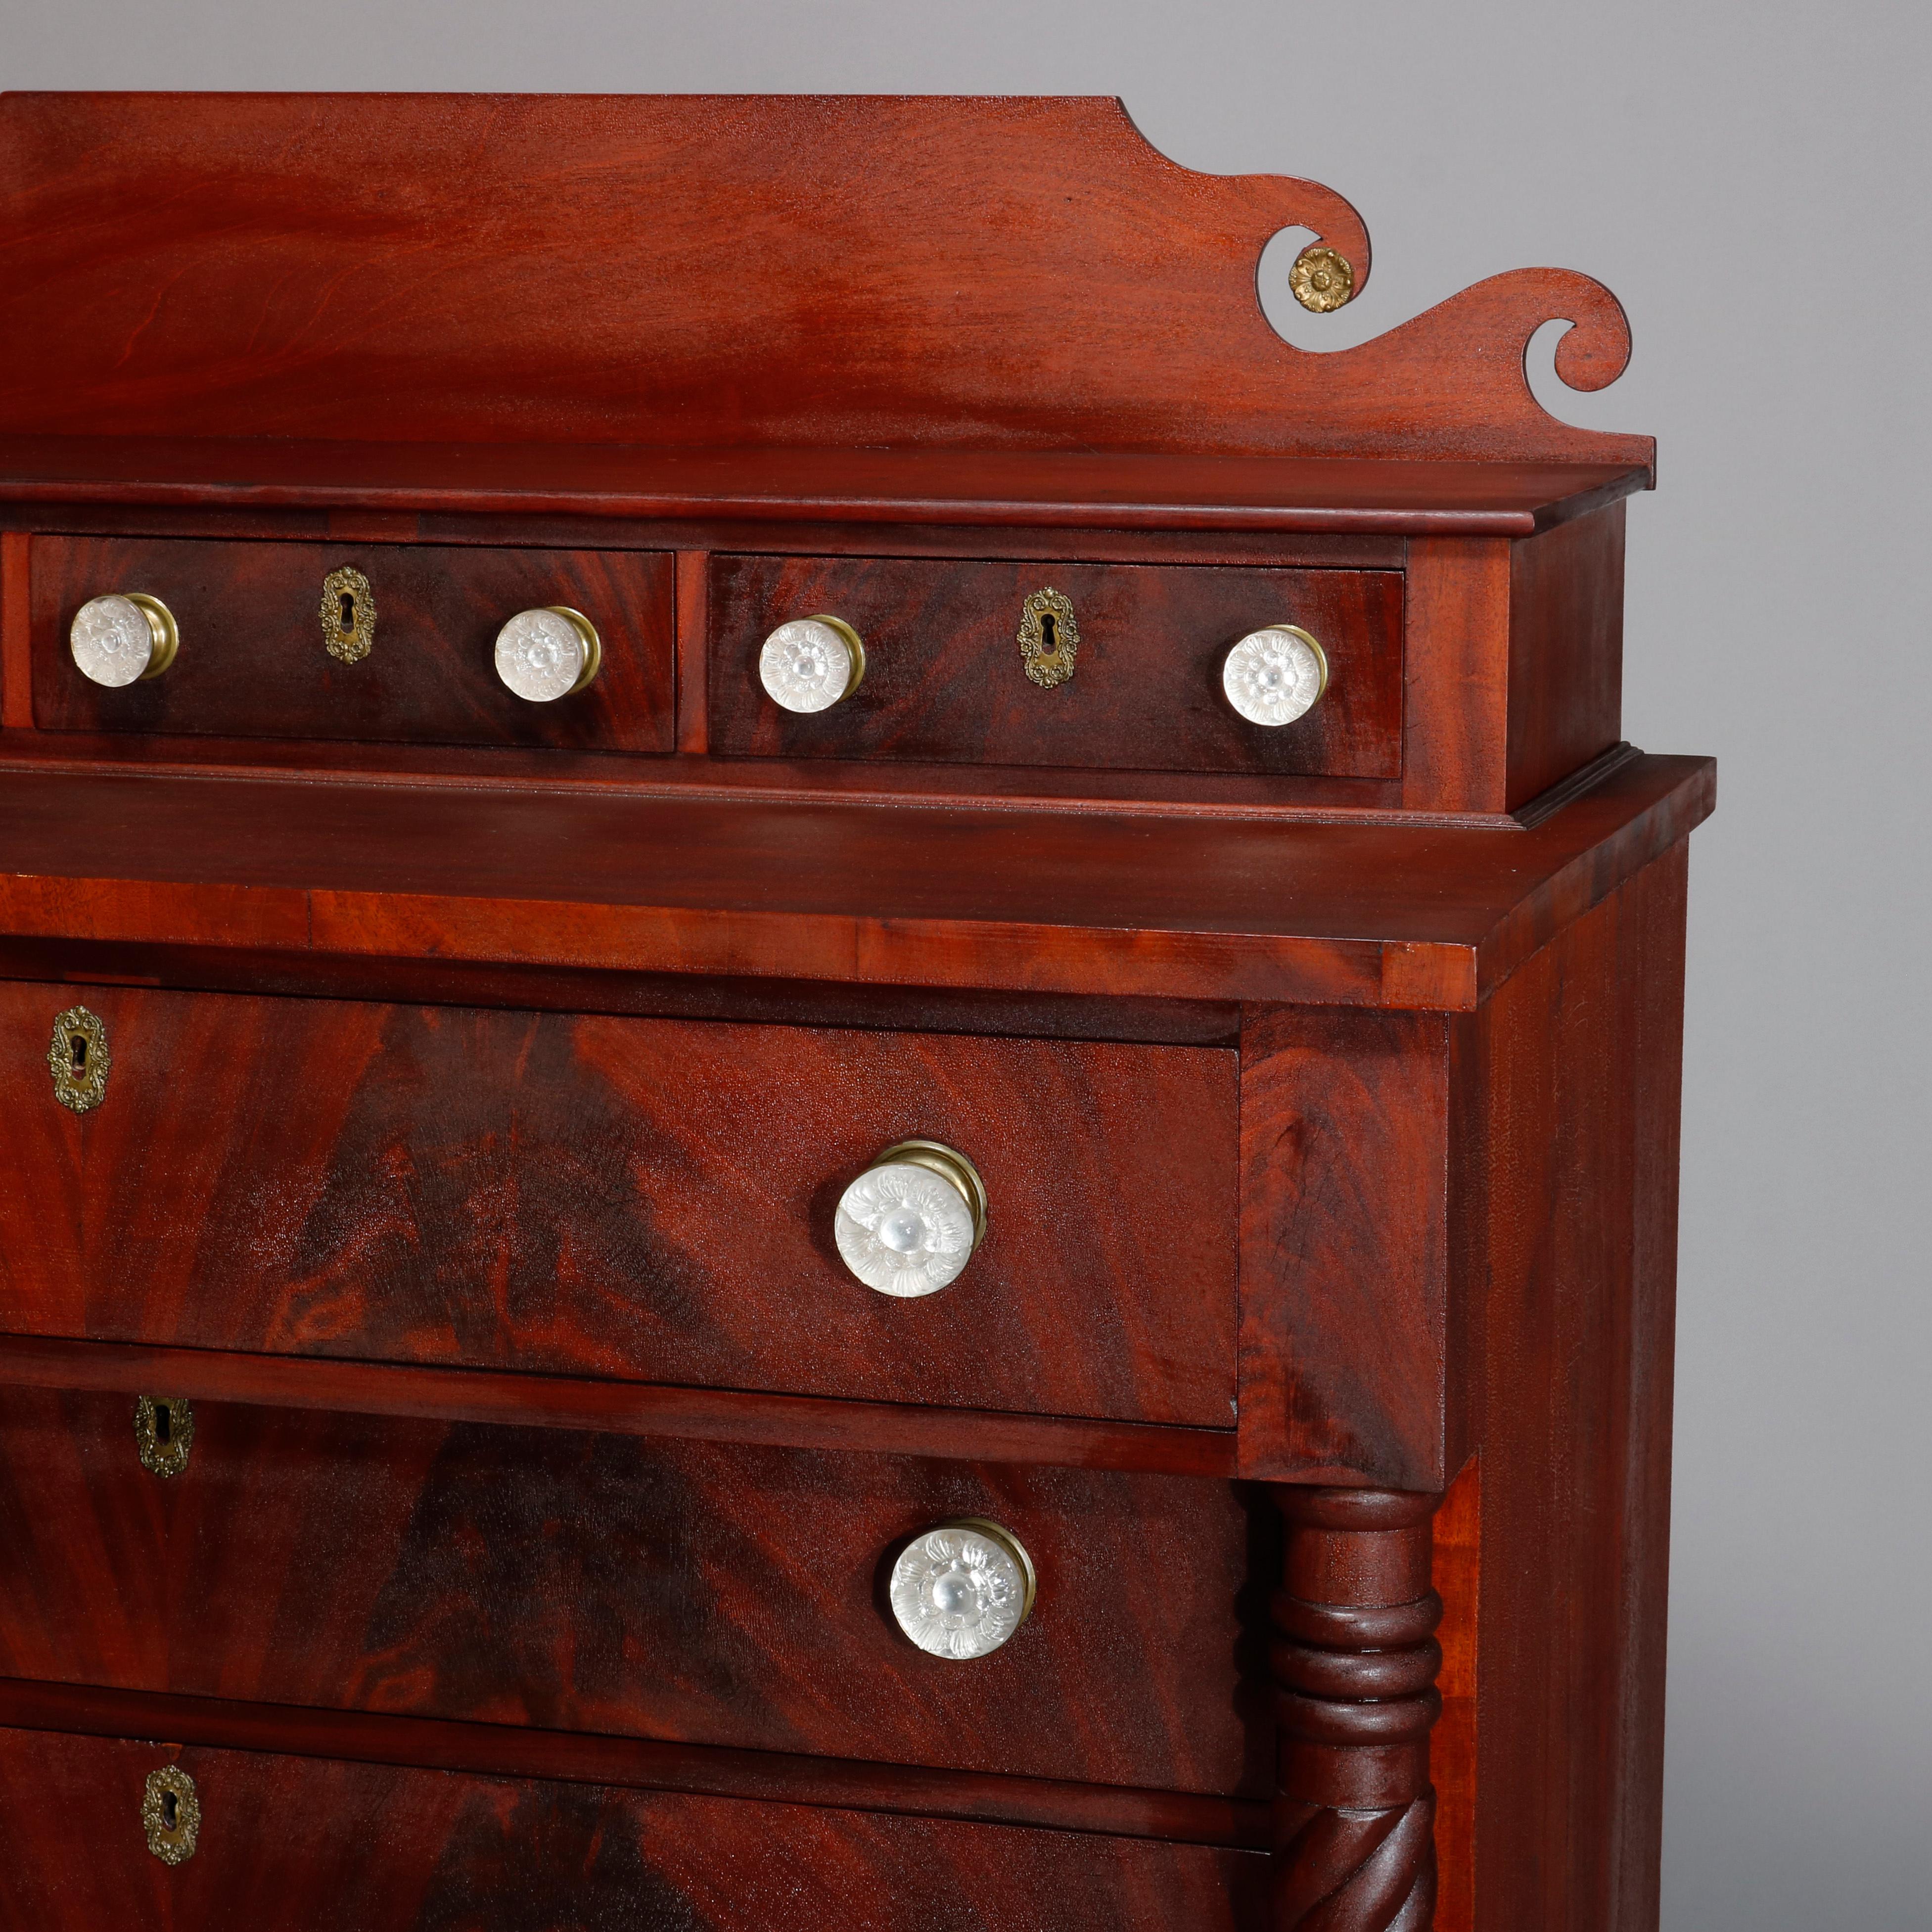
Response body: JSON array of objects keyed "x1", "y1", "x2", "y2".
[{"x1": 4, "y1": 4, "x2": 1926, "y2": 1926}]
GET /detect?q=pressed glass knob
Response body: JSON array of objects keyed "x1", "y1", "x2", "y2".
[
  {"x1": 69, "y1": 594, "x2": 179, "y2": 687},
  {"x1": 890, "y1": 1518, "x2": 1036, "y2": 1660},
  {"x1": 834, "y1": 1139, "x2": 986, "y2": 1298},
  {"x1": 1222, "y1": 625, "x2": 1329, "y2": 727},
  {"x1": 759, "y1": 615, "x2": 866, "y2": 713},
  {"x1": 495, "y1": 606, "x2": 602, "y2": 702}
]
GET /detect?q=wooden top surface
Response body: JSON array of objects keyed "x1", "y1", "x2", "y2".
[
  {"x1": 0, "y1": 436, "x2": 1647, "y2": 537},
  {"x1": 0, "y1": 92, "x2": 1651, "y2": 471},
  {"x1": 0, "y1": 752, "x2": 1713, "y2": 1010}
]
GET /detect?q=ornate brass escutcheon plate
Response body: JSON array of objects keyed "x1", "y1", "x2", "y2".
[
  {"x1": 47, "y1": 1006, "x2": 110, "y2": 1113},
  {"x1": 1017, "y1": 587, "x2": 1079, "y2": 689},
  {"x1": 141, "y1": 1766, "x2": 200, "y2": 1865},
  {"x1": 135, "y1": 1395, "x2": 195, "y2": 1478},
  {"x1": 321, "y1": 564, "x2": 376, "y2": 664}
]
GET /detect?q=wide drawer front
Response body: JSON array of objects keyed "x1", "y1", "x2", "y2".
[
  {"x1": 709, "y1": 553, "x2": 1405, "y2": 777},
  {"x1": 31, "y1": 535, "x2": 677, "y2": 749},
  {"x1": 0, "y1": 983, "x2": 1237, "y2": 1426},
  {"x1": 0, "y1": 1729, "x2": 1265, "y2": 1931},
  {"x1": 0, "y1": 1391, "x2": 1262, "y2": 1795}
]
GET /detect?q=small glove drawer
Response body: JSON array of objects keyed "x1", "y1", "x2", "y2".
[
  {"x1": 30, "y1": 534, "x2": 677, "y2": 750},
  {"x1": 0, "y1": 1391, "x2": 1262, "y2": 1797},
  {"x1": 0, "y1": 982, "x2": 1237, "y2": 1426},
  {"x1": 708, "y1": 553, "x2": 1404, "y2": 777},
  {"x1": 0, "y1": 1727, "x2": 1265, "y2": 1931}
]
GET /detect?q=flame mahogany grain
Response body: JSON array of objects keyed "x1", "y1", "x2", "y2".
[
  {"x1": 1237, "y1": 1009, "x2": 1456, "y2": 1491},
  {"x1": 30, "y1": 536, "x2": 676, "y2": 752},
  {"x1": 0, "y1": 1390, "x2": 1266, "y2": 1797},
  {"x1": 708, "y1": 554, "x2": 1403, "y2": 779},
  {"x1": 0, "y1": 985, "x2": 1238, "y2": 1426},
  {"x1": 0, "y1": 1678, "x2": 1272, "y2": 1847},
  {"x1": 0, "y1": 1727, "x2": 1269, "y2": 1931},
  {"x1": 0, "y1": 89, "x2": 1704, "y2": 1932}
]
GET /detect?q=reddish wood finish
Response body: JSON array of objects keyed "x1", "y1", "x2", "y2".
[
  {"x1": 710, "y1": 555, "x2": 1403, "y2": 778},
  {"x1": 1272, "y1": 1487, "x2": 1443, "y2": 1930},
  {"x1": 674, "y1": 548, "x2": 709, "y2": 753},
  {"x1": 0, "y1": 752, "x2": 1715, "y2": 1008},
  {"x1": 0, "y1": 1333, "x2": 1239, "y2": 1477},
  {"x1": 1506, "y1": 505, "x2": 1626, "y2": 809},
  {"x1": 0, "y1": 94, "x2": 1647, "y2": 469},
  {"x1": 1447, "y1": 840, "x2": 1689, "y2": 1932},
  {"x1": 0, "y1": 1390, "x2": 1264, "y2": 1796},
  {"x1": 1428, "y1": 1463, "x2": 1482, "y2": 1932},
  {"x1": 0, "y1": 89, "x2": 1702, "y2": 1932},
  {"x1": 0, "y1": 935, "x2": 1244, "y2": 1051},
  {"x1": 0, "y1": 529, "x2": 27, "y2": 728},
  {"x1": 1238, "y1": 1010, "x2": 1454, "y2": 1490},
  {"x1": 30, "y1": 536, "x2": 676, "y2": 751},
  {"x1": 0, "y1": 437, "x2": 1649, "y2": 536},
  {"x1": 0, "y1": 984, "x2": 1238, "y2": 1426},
  {"x1": 0, "y1": 1677, "x2": 1271, "y2": 1848},
  {"x1": 0, "y1": 1727, "x2": 1270, "y2": 1931},
  {"x1": 1401, "y1": 539, "x2": 1513, "y2": 814}
]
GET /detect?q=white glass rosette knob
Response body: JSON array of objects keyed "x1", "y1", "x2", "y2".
[
  {"x1": 833, "y1": 1139, "x2": 987, "y2": 1298},
  {"x1": 494, "y1": 605, "x2": 602, "y2": 702},
  {"x1": 889, "y1": 1518, "x2": 1036, "y2": 1661},
  {"x1": 759, "y1": 614, "x2": 866, "y2": 714},
  {"x1": 1222, "y1": 624, "x2": 1330, "y2": 727},
  {"x1": 69, "y1": 594, "x2": 179, "y2": 687}
]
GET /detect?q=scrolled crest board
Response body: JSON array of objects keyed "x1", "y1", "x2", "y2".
[{"x1": 0, "y1": 92, "x2": 1646, "y2": 468}]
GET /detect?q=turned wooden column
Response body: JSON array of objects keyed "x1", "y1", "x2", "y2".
[{"x1": 1272, "y1": 1487, "x2": 1444, "y2": 1931}]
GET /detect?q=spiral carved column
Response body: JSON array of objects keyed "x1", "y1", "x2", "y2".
[{"x1": 1272, "y1": 1486, "x2": 1444, "y2": 1932}]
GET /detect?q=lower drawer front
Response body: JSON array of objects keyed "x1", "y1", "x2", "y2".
[
  {"x1": 0, "y1": 980, "x2": 1236, "y2": 1426},
  {"x1": 0, "y1": 1729, "x2": 1269, "y2": 1931},
  {"x1": 0, "y1": 1391, "x2": 1263, "y2": 1796}
]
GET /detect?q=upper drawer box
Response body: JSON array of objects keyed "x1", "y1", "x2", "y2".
[
  {"x1": 709, "y1": 554, "x2": 1404, "y2": 778},
  {"x1": 0, "y1": 982, "x2": 1236, "y2": 1427},
  {"x1": 30, "y1": 536, "x2": 676, "y2": 750}
]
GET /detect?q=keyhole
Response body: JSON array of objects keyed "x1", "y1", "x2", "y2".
[
  {"x1": 160, "y1": 1791, "x2": 178, "y2": 1831},
  {"x1": 339, "y1": 592, "x2": 358, "y2": 633},
  {"x1": 69, "y1": 1032, "x2": 88, "y2": 1073},
  {"x1": 153, "y1": 1402, "x2": 173, "y2": 1446},
  {"x1": 1038, "y1": 613, "x2": 1057, "y2": 654}
]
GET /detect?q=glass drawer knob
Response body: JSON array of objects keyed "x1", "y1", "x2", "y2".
[
  {"x1": 834, "y1": 1139, "x2": 986, "y2": 1298},
  {"x1": 70, "y1": 594, "x2": 179, "y2": 686},
  {"x1": 495, "y1": 606, "x2": 602, "y2": 702},
  {"x1": 1222, "y1": 624, "x2": 1329, "y2": 727},
  {"x1": 760, "y1": 615, "x2": 866, "y2": 713},
  {"x1": 890, "y1": 1518, "x2": 1036, "y2": 1660}
]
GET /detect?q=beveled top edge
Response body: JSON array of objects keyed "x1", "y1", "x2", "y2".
[{"x1": 0, "y1": 437, "x2": 1652, "y2": 537}]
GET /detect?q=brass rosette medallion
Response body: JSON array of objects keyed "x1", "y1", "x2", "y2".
[
  {"x1": 1017, "y1": 587, "x2": 1079, "y2": 689},
  {"x1": 141, "y1": 1766, "x2": 201, "y2": 1865},
  {"x1": 1289, "y1": 244, "x2": 1354, "y2": 313},
  {"x1": 135, "y1": 1396, "x2": 195, "y2": 1478},
  {"x1": 321, "y1": 564, "x2": 375, "y2": 664},
  {"x1": 47, "y1": 1006, "x2": 111, "y2": 1113}
]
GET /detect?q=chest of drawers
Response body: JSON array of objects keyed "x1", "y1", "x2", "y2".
[{"x1": 0, "y1": 92, "x2": 1711, "y2": 1931}]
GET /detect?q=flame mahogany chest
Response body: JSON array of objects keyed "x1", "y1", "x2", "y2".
[{"x1": 0, "y1": 93, "x2": 1711, "y2": 1931}]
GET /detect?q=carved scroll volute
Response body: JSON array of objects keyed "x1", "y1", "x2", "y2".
[{"x1": 1272, "y1": 1486, "x2": 1444, "y2": 1932}]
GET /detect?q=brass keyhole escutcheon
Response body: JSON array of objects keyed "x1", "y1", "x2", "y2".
[
  {"x1": 135, "y1": 1395, "x2": 195, "y2": 1478},
  {"x1": 47, "y1": 1006, "x2": 110, "y2": 1114},
  {"x1": 321, "y1": 564, "x2": 375, "y2": 664},
  {"x1": 142, "y1": 1766, "x2": 200, "y2": 1865},
  {"x1": 1017, "y1": 587, "x2": 1079, "y2": 690}
]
